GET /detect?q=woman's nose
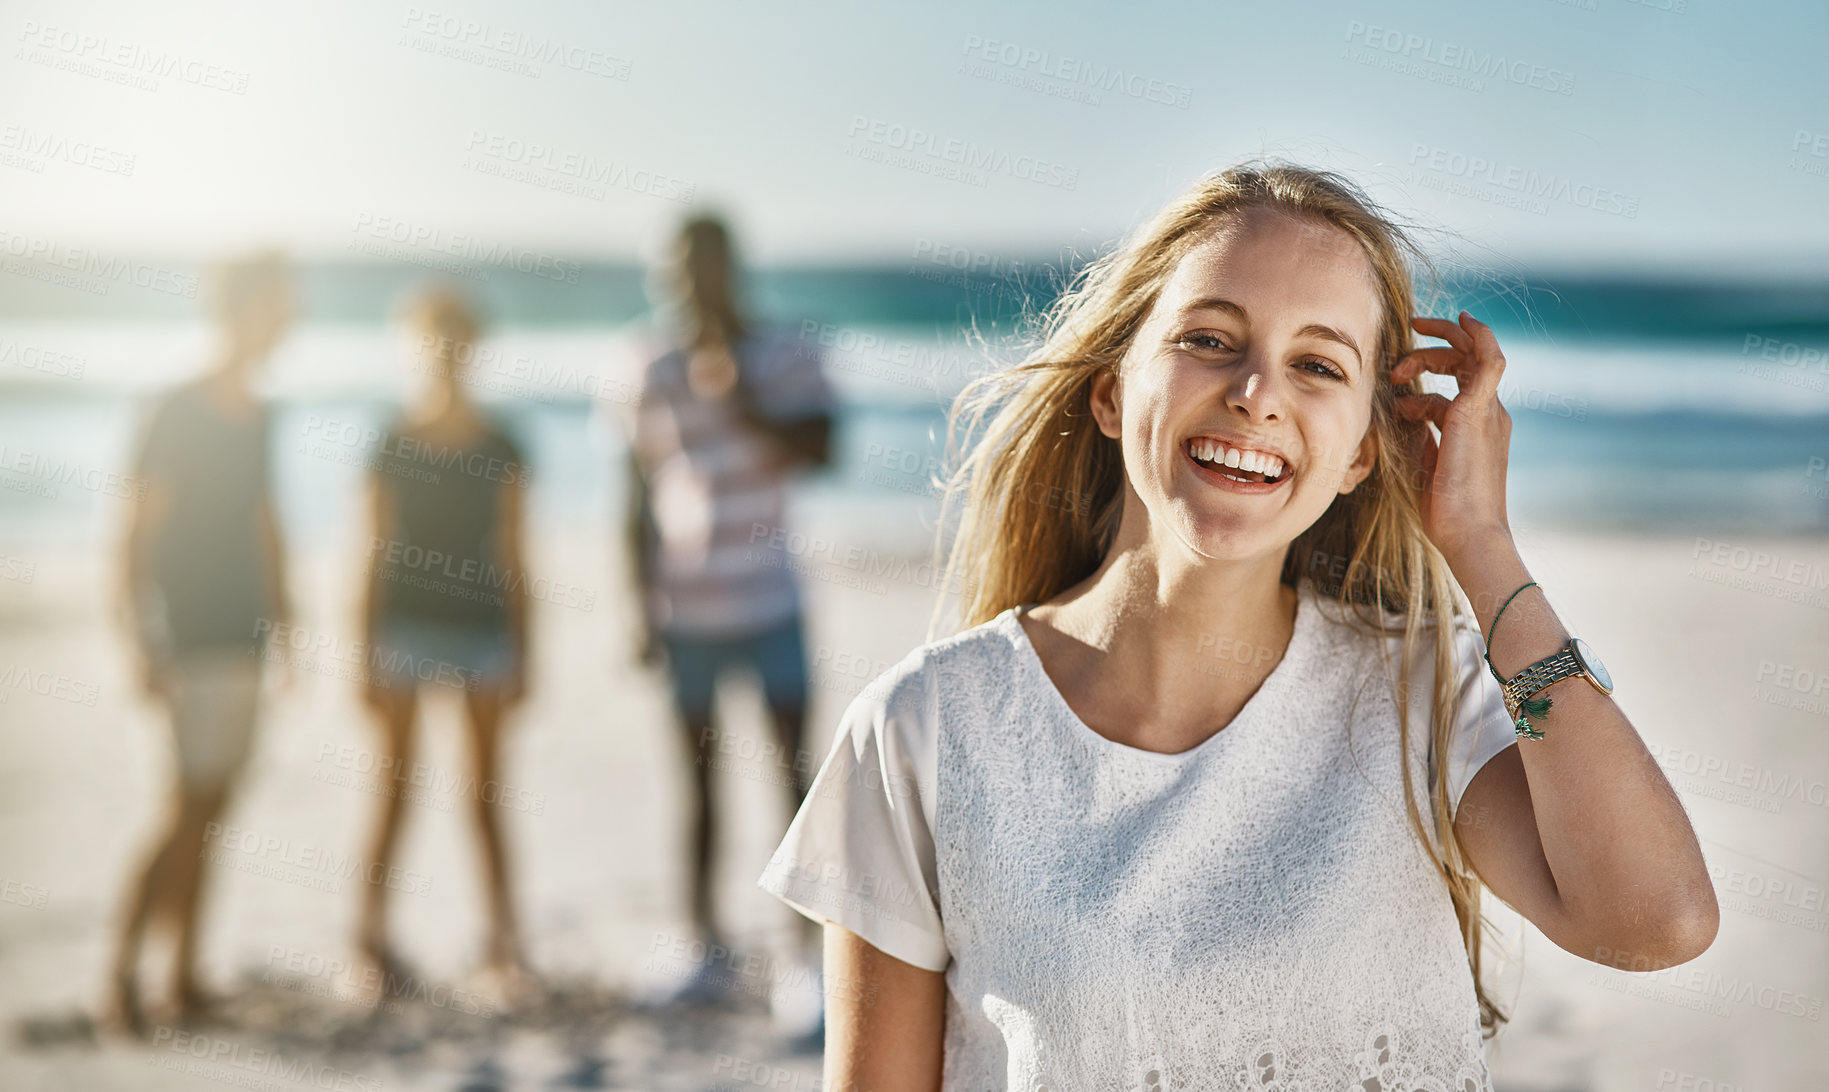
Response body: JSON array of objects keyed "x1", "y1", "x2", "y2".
[{"x1": 1225, "y1": 352, "x2": 1284, "y2": 419}]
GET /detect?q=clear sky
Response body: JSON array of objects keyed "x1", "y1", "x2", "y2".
[{"x1": 3, "y1": 0, "x2": 1826, "y2": 273}]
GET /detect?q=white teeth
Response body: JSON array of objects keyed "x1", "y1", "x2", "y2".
[{"x1": 1189, "y1": 438, "x2": 1288, "y2": 480}]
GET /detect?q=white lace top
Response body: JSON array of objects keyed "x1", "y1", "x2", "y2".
[{"x1": 758, "y1": 575, "x2": 1520, "y2": 1091}]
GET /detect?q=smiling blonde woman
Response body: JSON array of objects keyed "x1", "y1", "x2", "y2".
[{"x1": 757, "y1": 161, "x2": 1717, "y2": 1091}]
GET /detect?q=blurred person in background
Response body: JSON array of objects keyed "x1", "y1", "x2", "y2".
[
  {"x1": 106, "y1": 249, "x2": 294, "y2": 1032},
  {"x1": 355, "y1": 284, "x2": 533, "y2": 1002},
  {"x1": 621, "y1": 213, "x2": 834, "y2": 1033}
]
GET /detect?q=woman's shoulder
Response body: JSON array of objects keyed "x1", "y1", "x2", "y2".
[
  {"x1": 372, "y1": 407, "x2": 412, "y2": 440},
  {"x1": 1300, "y1": 579, "x2": 1468, "y2": 654},
  {"x1": 1294, "y1": 580, "x2": 1494, "y2": 718},
  {"x1": 842, "y1": 607, "x2": 1027, "y2": 731},
  {"x1": 1303, "y1": 582, "x2": 1497, "y2": 737},
  {"x1": 474, "y1": 409, "x2": 524, "y2": 458},
  {"x1": 819, "y1": 610, "x2": 1024, "y2": 835}
]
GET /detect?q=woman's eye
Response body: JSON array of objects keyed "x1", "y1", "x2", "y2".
[
  {"x1": 1299, "y1": 357, "x2": 1346, "y2": 381},
  {"x1": 1179, "y1": 335, "x2": 1345, "y2": 381}
]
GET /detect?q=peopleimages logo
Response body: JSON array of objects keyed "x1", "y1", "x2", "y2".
[
  {"x1": 149, "y1": 1026, "x2": 383, "y2": 1091},
  {"x1": 0, "y1": 337, "x2": 86, "y2": 380},
  {"x1": 0, "y1": 231, "x2": 198, "y2": 298},
  {"x1": 300, "y1": 414, "x2": 529, "y2": 486},
  {"x1": 347, "y1": 213, "x2": 583, "y2": 284},
  {"x1": 398, "y1": 7, "x2": 632, "y2": 81},
  {"x1": 845, "y1": 116, "x2": 1079, "y2": 190},
  {"x1": 14, "y1": 20, "x2": 251, "y2": 94},
  {"x1": 201, "y1": 822, "x2": 433, "y2": 897},
  {"x1": 1344, "y1": 21, "x2": 1576, "y2": 95},
  {"x1": 0, "y1": 442, "x2": 147, "y2": 502},
  {"x1": 746, "y1": 521, "x2": 979, "y2": 598},
  {"x1": 461, "y1": 129, "x2": 695, "y2": 204},
  {"x1": 0, "y1": 123, "x2": 136, "y2": 176},
  {"x1": 0, "y1": 664, "x2": 99, "y2": 707},
  {"x1": 957, "y1": 34, "x2": 1192, "y2": 109},
  {"x1": 1408, "y1": 143, "x2": 1639, "y2": 218}
]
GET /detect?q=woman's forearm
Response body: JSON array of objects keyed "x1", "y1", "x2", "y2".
[{"x1": 1448, "y1": 530, "x2": 1718, "y2": 965}]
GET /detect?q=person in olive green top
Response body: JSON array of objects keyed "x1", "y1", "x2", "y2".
[{"x1": 355, "y1": 283, "x2": 533, "y2": 1000}]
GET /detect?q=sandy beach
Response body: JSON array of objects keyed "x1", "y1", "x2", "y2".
[{"x1": 2, "y1": 520, "x2": 1825, "y2": 1090}]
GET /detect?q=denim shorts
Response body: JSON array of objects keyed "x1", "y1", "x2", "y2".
[
  {"x1": 166, "y1": 649, "x2": 264, "y2": 791},
  {"x1": 661, "y1": 612, "x2": 809, "y2": 724},
  {"x1": 372, "y1": 618, "x2": 514, "y2": 690}
]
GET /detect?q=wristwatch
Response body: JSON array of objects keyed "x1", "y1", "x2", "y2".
[{"x1": 1488, "y1": 637, "x2": 1614, "y2": 740}]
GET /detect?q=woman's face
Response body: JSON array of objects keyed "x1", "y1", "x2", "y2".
[
  {"x1": 396, "y1": 307, "x2": 477, "y2": 396},
  {"x1": 666, "y1": 233, "x2": 731, "y2": 303},
  {"x1": 1091, "y1": 205, "x2": 1384, "y2": 564}
]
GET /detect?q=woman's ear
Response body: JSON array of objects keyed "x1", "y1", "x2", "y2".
[
  {"x1": 1089, "y1": 366, "x2": 1122, "y2": 440},
  {"x1": 1338, "y1": 419, "x2": 1380, "y2": 496}
]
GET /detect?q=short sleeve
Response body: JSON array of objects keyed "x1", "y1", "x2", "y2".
[
  {"x1": 489, "y1": 420, "x2": 529, "y2": 488},
  {"x1": 756, "y1": 662, "x2": 948, "y2": 972},
  {"x1": 744, "y1": 323, "x2": 835, "y2": 421},
  {"x1": 1443, "y1": 620, "x2": 1520, "y2": 821}
]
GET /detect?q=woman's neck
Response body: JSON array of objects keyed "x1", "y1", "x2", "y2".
[
  {"x1": 200, "y1": 357, "x2": 258, "y2": 418},
  {"x1": 1022, "y1": 537, "x2": 1298, "y2": 754},
  {"x1": 408, "y1": 377, "x2": 477, "y2": 433}
]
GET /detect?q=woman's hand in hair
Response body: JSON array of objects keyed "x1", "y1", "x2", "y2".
[{"x1": 1389, "y1": 311, "x2": 1515, "y2": 567}]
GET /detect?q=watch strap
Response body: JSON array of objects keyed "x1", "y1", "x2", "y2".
[{"x1": 1489, "y1": 639, "x2": 1583, "y2": 741}]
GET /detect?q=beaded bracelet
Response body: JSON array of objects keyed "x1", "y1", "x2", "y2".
[{"x1": 1481, "y1": 581, "x2": 1553, "y2": 739}]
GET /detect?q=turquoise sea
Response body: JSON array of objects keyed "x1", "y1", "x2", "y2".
[{"x1": 2, "y1": 259, "x2": 1827, "y2": 558}]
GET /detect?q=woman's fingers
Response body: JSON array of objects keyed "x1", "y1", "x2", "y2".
[
  {"x1": 1391, "y1": 346, "x2": 1465, "y2": 383},
  {"x1": 1412, "y1": 315, "x2": 1474, "y2": 355},
  {"x1": 1405, "y1": 313, "x2": 1506, "y2": 404},
  {"x1": 1393, "y1": 391, "x2": 1453, "y2": 423},
  {"x1": 1456, "y1": 312, "x2": 1508, "y2": 403}
]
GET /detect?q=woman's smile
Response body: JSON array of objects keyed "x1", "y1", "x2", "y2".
[{"x1": 1182, "y1": 438, "x2": 1294, "y2": 495}]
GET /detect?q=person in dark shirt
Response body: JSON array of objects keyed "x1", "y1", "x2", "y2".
[
  {"x1": 355, "y1": 283, "x2": 533, "y2": 1001},
  {"x1": 106, "y1": 249, "x2": 292, "y2": 1031}
]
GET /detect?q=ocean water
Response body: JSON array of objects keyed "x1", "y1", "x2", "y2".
[{"x1": 1, "y1": 262, "x2": 1826, "y2": 558}]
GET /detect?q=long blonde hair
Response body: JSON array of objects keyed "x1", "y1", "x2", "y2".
[{"x1": 928, "y1": 160, "x2": 1510, "y2": 1036}]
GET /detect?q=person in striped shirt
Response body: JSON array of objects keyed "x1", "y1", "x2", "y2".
[{"x1": 621, "y1": 214, "x2": 834, "y2": 1032}]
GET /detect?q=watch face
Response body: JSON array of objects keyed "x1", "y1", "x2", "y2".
[{"x1": 1572, "y1": 638, "x2": 1613, "y2": 693}]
